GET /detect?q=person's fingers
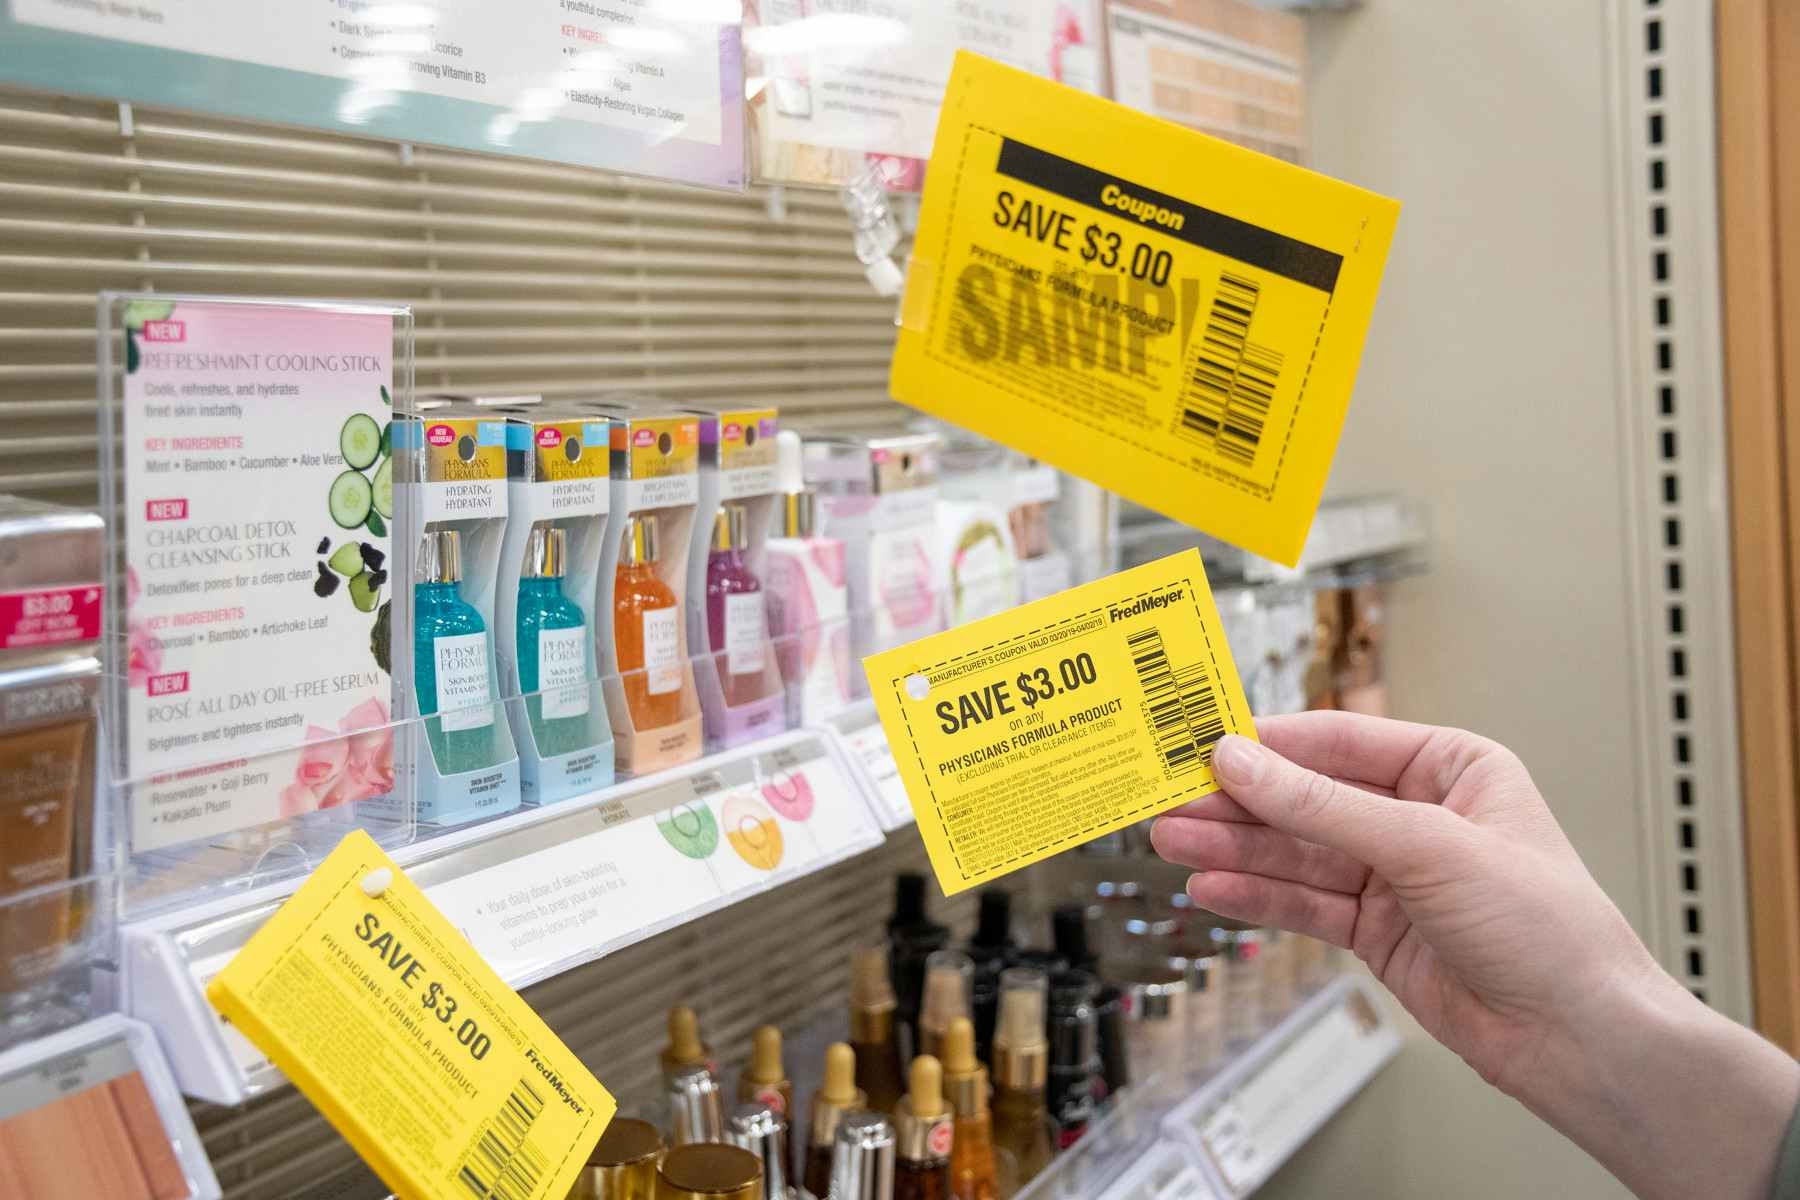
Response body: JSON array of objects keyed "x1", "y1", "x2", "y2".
[
  {"x1": 1211, "y1": 734, "x2": 1471, "y2": 879},
  {"x1": 1255, "y1": 711, "x2": 1442, "y2": 792},
  {"x1": 1185, "y1": 870, "x2": 1357, "y2": 947},
  {"x1": 1151, "y1": 816, "x2": 1369, "y2": 894},
  {"x1": 1164, "y1": 773, "x2": 1398, "y2": 824}
]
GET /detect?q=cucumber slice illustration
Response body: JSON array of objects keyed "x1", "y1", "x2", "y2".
[
  {"x1": 123, "y1": 299, "x2": 175, "y2": 331},
  {"x1": 365, "y1": 508, "x2": 387, "y2": 537},
  {"x1": 340, "y1": 413, "x2": 381, "y2": 470},
  {"x1": 380, "y1": 420, "x2": 391, "y2": 459},
  {"x1": 328, "y1": 470, "x2": 372, "y2": 529},
  {"x1": 328, "y1": 542, "x2": 365, "y2": 576},
  {"x1": 348, "y1": 571, "x2": 380, "y2": 613},
  {"x1": 371, "y1": 456, "x2": 393, "y2": 518}
]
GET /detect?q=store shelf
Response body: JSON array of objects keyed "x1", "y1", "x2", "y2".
[
  {"x1": 1018, "y1": 976, "x2": 1400, "y2": 1200},
  {"x1": 118, "y1": 724, "x2": 889, "y2": 1105}
]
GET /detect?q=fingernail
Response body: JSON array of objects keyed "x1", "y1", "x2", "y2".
[{"x1": 1212, "y1": 735, "x2": 1264, "y2": 786}]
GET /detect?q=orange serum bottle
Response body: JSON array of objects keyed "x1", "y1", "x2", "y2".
[
  {"x1": 942, "y1": 1019, "x2": 998, "y2": 1200},
  {"x1": 894, "y1": 1055, "x2": 954, "y2": 1200},
  {"x1": 614, "y1": 513, "x2": 683, "y2": 730}
]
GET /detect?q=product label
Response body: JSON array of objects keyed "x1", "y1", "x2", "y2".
[
  {"x1": 890, "y1": 53, "x2": 1399, "y2": 565},
  {"x1": 610, "y1": 419, "x2": 700, "y2": 511},
  {"x1": 407, "y1": 417, "x2": 508, "y2": 522},
  {"x1": 714, "y1": 409, "x2": 780, "y2": 499},
  {"x1": 511, "y1": 420, "x2": 612, "y2": 491},
  {"x1": 641, "y1": 607, "x2": 681, "y2": 695},
  {"x1": 536, "y1": 626, "x2": 591, "y2": 721},
  {"x1": 0, "y1": 586, "x2": 103, "y2": 652},
  {"x1": 116, "y1": 298, "x2": 395, "y2": 851},
  {"x1": 206, "y1": 830, "x2": 615, "y2": 1200},
  {"x1": 723, "y1": 592, "x2": 768, "y2": 677},
  {"x1": 435, "y1": 634, "x2": 495, "y2": 732},
  {"x1": 866, "y1": 549, "x2": 1252, "y2": 893}
]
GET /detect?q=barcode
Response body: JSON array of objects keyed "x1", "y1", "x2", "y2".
[
  {"x1": 456, "y1": 1079, "x2": 548, "y2": 1200},
  {"x1": 1128, "y1": 628, "x2": 1225, "y2": 777},
  {"x1": 1175, "y1": 271, "x2": 1285, "y2": 468}
]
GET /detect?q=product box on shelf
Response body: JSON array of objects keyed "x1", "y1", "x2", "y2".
[
  {"x1": 803, "y1": 433, "x2": 942, "y2": 698},
  {"x1": 1009, "y1": 455, "x2": 1075, "y2": 603},
  {"x1": 384, "y1": 407, "x2": 521, "y2": 826},
  {"x1": 766, "y1": 431, "x2": 852, "y2": 729},
  {"x1": 492, "y1": 405, "x2": 616, "y2": 806},
  {"x1": 686, "y1": 406, "x2": 787, "y2": 751},
  {"x1": 592, "y1": 402, "x2": 705, "y2": 775},
  {"x1": 935, "y1": 434, "x2": 1022, "y2": 626}
]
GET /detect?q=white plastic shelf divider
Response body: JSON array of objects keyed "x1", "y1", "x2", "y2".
[
  {"x1": 1017, "y1": 974, "x2": 1399, "y2": 1200},
  {"x1": 822, "y1": 699, "x2": 916, "y2": 829},
  {"x1": 119, "y1": 726, "x2": 886, "y2": 1105}
]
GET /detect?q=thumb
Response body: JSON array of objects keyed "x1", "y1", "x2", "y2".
[{"x1": 1209, "y1": 733, "x2": 1467, "y2": 878}]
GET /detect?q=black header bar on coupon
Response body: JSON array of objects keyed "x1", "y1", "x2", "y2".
[{"x1": 994, "y1": 138, "x2": 1343, "y2": 293}]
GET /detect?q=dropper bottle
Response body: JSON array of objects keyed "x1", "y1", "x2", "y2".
[
  {"x1": 942, "y1": 1018, "x2": 998, "y2": 1200},
  {"x1": 894, "y1": 1056, "x2": 953, "y2": 1200},
  {"x1": 738, "y1": 1025, "x2": 794, "y2": 1121},
  {"x1": 658, "y1": 1005, "x2": 717, "y2": 1138},
  {"x1": 850, "y1": 943, "x2": 908, "y2": 1114},
  {"x1": 988, "y1": 968, "x2": 1055, "y2": 1198},
  {"x1": 802, "y1": 1042, "x2": 866, "y2": 1199},
  {"x1": 918, "y1": 950, "x2": 974, "y2": 1062}
]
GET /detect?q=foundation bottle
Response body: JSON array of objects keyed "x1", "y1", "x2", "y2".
[
  {"x1": 965, "y1": 890, "x2": 1015, "y2": 1065},
  {"x1": 850, "y1": 944, "x2": 907, "y2": 1114},
  {"x1": 656, "y1": 1143, "x2": 761, "y2": 1200},
  {"x1": 888, "y1": 873, "x2": 950, "y2": 1059},
  {"x1": 988, "y1": 968, "x2": 1054, "y2": 1198},
  {"x1": 918, "y1": 949, "x2": 973, "y2": 1062},
  {"x1": 1045, "y1": 971, "x2": 1099, "y2": 1149},
  {"x1": 615, "y1": 513, "x2": 684, "y2": 731},
  {"x1": 894, "y1": 1056, "x2": 953, "y2": 1200},
  {"x1": 726, "y1": 1103, "x2": 791, "y2": 1200},
  {"x1": 738, "y1": 1025, "x2": 795, "y2": 1122},
  {"x1": 941, "y1": 1018, "x2": 998, "y2": 1200},
  {"x1": 802, "y1": 1042, "x2": 866, "y2": 1199},
  {"x1": 573, "y1": 1117, "x2": 664, "y2": 1199},
  {"x1": 829, "y1": 1109, "x2": 897, "y2": 1200}
]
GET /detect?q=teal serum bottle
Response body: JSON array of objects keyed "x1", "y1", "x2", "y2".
[
  {"x1": 515, "y1": 523, "x2": 595, "y2": 759},
  {"x1": 413, "y1": 528, "x2": 498, "y2": 774}
]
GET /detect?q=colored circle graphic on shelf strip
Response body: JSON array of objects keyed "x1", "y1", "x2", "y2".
[
  {"x1": 761, "y1": 769, "x2": 814, "y2": 821},
  {"x1": 723, "y1": 793, "x2": 784, "y2": 871},
  {"x1": 657, "y1": 801, "x2": 720, "y2": 859}
]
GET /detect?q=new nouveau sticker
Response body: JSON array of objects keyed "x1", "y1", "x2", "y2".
[
  {"x1": 207, "y1": 830, "x2": 615, "y2": 1200},
  {"x1": 891, "y1": 53, "x2": 1400, "y2": 565},
  {"x1": 865, "y1": 550, "x2": 1255, "y2": 894}
]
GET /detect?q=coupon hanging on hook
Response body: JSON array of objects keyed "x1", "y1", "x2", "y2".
[
  {"x1": 865, "y1": 550, "x2": 1255, "y2": 895},
  {"x1": 891, "y1": 52, "x2": 1400, "y2": 566}
]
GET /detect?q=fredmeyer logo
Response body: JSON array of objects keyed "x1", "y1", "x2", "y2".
[
  {"x1": 1107, "y1": 588, "x2": 1185, "y2": 622},
  {"x1": 141, "y1": 319, "x2": 186, "y2": 342},
  {"x1": 425, "y1": 424, "x2": 456, "y2": 447}
]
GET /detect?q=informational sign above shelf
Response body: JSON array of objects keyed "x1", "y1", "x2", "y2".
[
  {"x1": 120, "y1": 727, "x2": 884, "y2": 1104},
  {"x1": 0, "y1": 0, "x2": 744, "y2": 188}
]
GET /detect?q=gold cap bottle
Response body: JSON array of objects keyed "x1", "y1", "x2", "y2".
[
  {"x1": 940, "y1": 1019, "x2": 987, "y2": 1121},
  {"x1": 803, "y1": 1042, "x2": 867, "y2": 1199},
  {"x1": 655, "y1": 1142, "x2": 761, "y2": 1200},
  {"x1": 918, "y1": 949, "x2": 974, "y2": 1061},
  {"x1": 991, "y1": 967, "x2": 1048, "y2": 1090},
  {"x1": 737, "y1": 1025, "x2": 793, "y2": 1120},
  {"x1": 662, "y1": 1006, "x2": 713, "y2": 1078},
  {"x1": 894, "y1": 1055, "x2": 954, "y2": 1166},
  {"x1": 572, "y1": 1117, "x2": 663, "y2": 1199}
]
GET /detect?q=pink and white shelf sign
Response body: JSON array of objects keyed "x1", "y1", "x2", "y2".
[{"x1": 118, "y1": 300, "x2": 397, "y2": 852}]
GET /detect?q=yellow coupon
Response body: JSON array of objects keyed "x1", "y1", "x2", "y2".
[
  {"x1": 207, "y1": 830, "x2": 614, "y2": 1200},
  {"x1": 865, "y1": 550, "x2": 1254, "y2": 894},
  {"x1": 892, "y1": 53, "x2": 1400, "y2": 566}
]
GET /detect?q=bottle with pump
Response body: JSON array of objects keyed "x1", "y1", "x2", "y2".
[
  {"x1": 706, "y1": 502, "x2": 768, "y2": 708},
  {"x1": 414, "y1": 528, "x2": 498, "y2": 773},
  {"x1": 941, "y1": 1019, "x2": 998, "y2": 1200},
  {"x1": 889, "y1": 873, "x2": 950, "y2": 1058},
  {"x1": 803, "y1": 1042, "x2": 866, "y2": 1199},
  {"x1": 515, "y1": 523, "x2": 594, "y2": 758},
  {"x1": 989, "y1": 968, "x2": 1055, "y2": 1198},
  {"x1": 894, "y1": 1056, "x2": 953, "y2": 1200},
  {"x1": 1045, "y1": 971, "x2": 1100, "y2": 1149},
  {"x1": 614, "y1": 512, "x2": 683, "y2": 731},
  {"x1": 850, "y1": 943, "x2": 908, "y2": 1114},
  {"x1": 967, "y1": 890, "x2": 1016, "y2": 1065},
  {"x1": 762, "y1": 430, "x2": 850, "y2": 724},
  {"x1": 918, "y1": 950, "x2": 973, "y2": 1062},
  {"x1": 830, "y1": 1109, "x2": 897, "y2": 1200},
  {"x1": 1051, "y1": 905, "x2": 1128, "y2": 1102}
]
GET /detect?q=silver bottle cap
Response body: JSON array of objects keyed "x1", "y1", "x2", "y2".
[
  {"x1": 622, "y1": 513, "x2": 659, "y2": 566},
  {"x1": 418, "y1": 528, "x2": 462, "y2": 584},
  {"x1": 668, "y1": 1062, "x2": 724, "y2": 1146},
  {"x1": 828, "y1": 1110, "x2": 894, "y2": 1200},
  {"x1": 725, "y1": 1102, "x2": 789, "y2": 1198},
  {"x1": 523, "y1": 524, "x2": 568, "y2": 580},
  {"x1": 712, "y1": 504, "x2": 749, "y2": 554}
]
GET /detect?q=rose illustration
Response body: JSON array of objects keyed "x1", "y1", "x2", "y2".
[
  {"x1": 280, "y1": 698, "x2": 395, "y2": 815},
  {"x1": 126, "y1": 617, "x2": 163, "y2": 690}
]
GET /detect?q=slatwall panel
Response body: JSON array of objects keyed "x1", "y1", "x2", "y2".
[
  {"x1": 191, "y1": 834, "x2": 977, "y2": 1200},
  {"x1": 0, "y1": 86, "x2": 909, "y2": 511}
]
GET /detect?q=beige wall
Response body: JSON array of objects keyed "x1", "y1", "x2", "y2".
[{"x1": 1265, "y1": 3, "x2": 1642, "y2": 1196}]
